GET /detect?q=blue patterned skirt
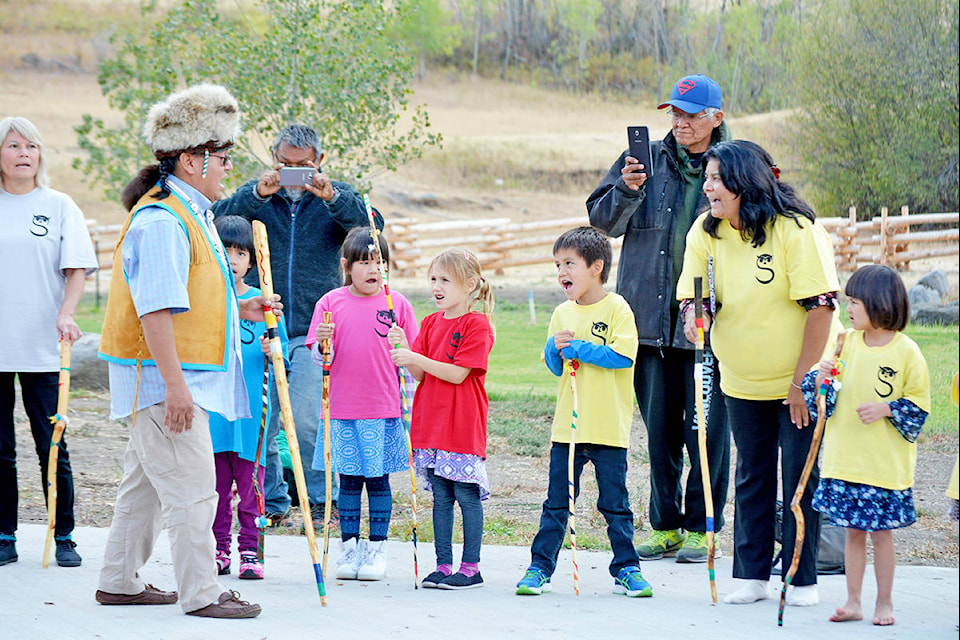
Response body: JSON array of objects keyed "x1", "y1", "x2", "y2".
[
  {"x1": 312, "y1": 417, "x2": 409, "y2": 477},
  {"x1": 812, "y1": 478, "x2": 916, "y2": 531}
]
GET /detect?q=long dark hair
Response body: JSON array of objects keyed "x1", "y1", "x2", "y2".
[
  {"x1": 341, "y1": 226, "x2": 389, "y2": 286},
  {"x1": 119, "y1": 142, "x2": 232, "y2": 212},
  {"x1": 702, "y1": 140, "x2": 816, "y2": 247}
]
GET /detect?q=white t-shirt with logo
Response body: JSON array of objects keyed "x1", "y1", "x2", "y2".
[{"x1": 0, "y1": 187, "x2": 98, "y2": 372}]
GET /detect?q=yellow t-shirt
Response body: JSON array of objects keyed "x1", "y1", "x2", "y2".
[
  {"x1": 822, "y1": 330, "x2": 930, "y2": 490},
  {"x1": 548, "y1": 293, "x2": 638, "y2": 448},
  {"x1": 677, "y1": 213, "x2": 840, "y2": 400}
]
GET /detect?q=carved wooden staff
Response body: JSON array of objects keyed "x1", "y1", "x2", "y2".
[
  {"x1": 778, "y1": 331, "x2": 847, "y2": 626},
  {"x1": 566, "y1": 359, "x2": 581, "y2": 596},
  {"x1": 320, "y1": 311, "x2": 333, "y2": 580},
  {"x1": 252, "y1": 351, "x2": 269, "y2": 562},
  {"x1": 42, "y1": 340, "x2": 72, "y2": 568},
  {"x1": 364, "y1": 194, "x2": 419, "y2": 587},
  {"x1": 252, "y1": 221, "x2": 327, "y2": 606},
  {"x1": 693, "y1": 277, "x2": 717, "y2": 603}
]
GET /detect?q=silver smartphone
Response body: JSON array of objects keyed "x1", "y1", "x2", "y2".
[{"x1": 278, "y1": 166, "x2": 316, "y2": 186}]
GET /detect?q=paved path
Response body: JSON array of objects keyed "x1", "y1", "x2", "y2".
[{"x1": 2, "y1": 523, "x2": 957, "y2": 639}]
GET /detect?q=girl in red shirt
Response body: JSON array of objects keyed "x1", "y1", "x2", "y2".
[{"x1": 389, "y1": 248, "x2": 495, "y2": 590}]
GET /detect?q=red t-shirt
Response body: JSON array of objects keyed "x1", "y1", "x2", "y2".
[{"x1": 410, "y1": 311, "x2": 494, "y2": 457}]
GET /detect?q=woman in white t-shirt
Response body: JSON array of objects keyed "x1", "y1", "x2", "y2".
[
  {"x1": 0, "y1": 117, "x2": 97, "y2": 568},
  {"x1": 676, "y1": 140, "x2": 841, "y2": 608}
]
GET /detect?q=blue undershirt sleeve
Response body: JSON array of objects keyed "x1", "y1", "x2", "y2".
[
  {"x1": 543, "y1": 337, "x2": 564, "y2": 377},
  {"x1": 562, "y1": 340, "x2": 633, "y2": 369},
  {"x1": 888, "y1": 398, "x2": 927, "y2": 443}
]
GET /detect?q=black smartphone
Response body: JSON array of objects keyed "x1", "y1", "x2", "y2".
[
  {"x1": 278, "y1": 166, "x2": 316, "y2": 186},
  {"x1": 627, "y1": 125, "x2": 653, "y2": 178}
]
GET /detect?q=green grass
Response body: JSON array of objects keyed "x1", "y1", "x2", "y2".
[{"x1": 75, "y1": 292, "x2": 960, "y2": 440}]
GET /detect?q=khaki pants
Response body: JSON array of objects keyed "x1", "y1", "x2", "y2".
[{"x1": 98, "y1": 403, "x2": 221, "y2": 613}]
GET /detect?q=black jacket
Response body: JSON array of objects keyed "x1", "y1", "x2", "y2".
[{"x1": 586, "y1": 123, "x2": 730, "y2": 350}]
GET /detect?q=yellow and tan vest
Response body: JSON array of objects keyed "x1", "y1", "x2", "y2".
[{"x1": 99, "y1": 187, "x2": 229, "y2": 370}]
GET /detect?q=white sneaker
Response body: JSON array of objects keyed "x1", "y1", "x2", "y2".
[
  {"x1": 335, "y1": 538, "x2": 364, "y2": 580},
  {"x1": 357, "y1": 540, "x2": 387, "y2": 581}
]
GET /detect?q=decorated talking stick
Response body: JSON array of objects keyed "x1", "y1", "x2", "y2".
[
  {"x1": 364, "y1": 194, "x2": 419, "y2": 588},
  {"x1": 693, "y1": 278, "x2": 717, "y2": 603},
  {"x1": 566, "y1": 360, "x2": 581, "y2": 596},
  {"x1": 42, "y1": 340, "x2": 72, "y2": 568},
  {"x1": 252, "y1": 220, "x2": 327, "y2": 606},
  {"x1": 320, "y1": 311, "x2": 333, "y2": 580},
  {"x1": 252, "y1": 350, "x2": 270, "y2": 562},
  {"x1": 778, "y1": 331, "x2": 847, "y2": 626}
]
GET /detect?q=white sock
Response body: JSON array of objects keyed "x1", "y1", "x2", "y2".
[
  {"x1": 786, "y1": 584, "x2": 819, "y2": 607},
  {"x1": 723, "y1": 579, "x2": 770, "y2": 604}
]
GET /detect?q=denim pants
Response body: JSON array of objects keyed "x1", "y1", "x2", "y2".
[
  {"x1": 0, "y1": 372, "x2": 75, "y2": 538},
  {"x1": 634, "y1": 345, "x2": 730, "y2": 532},
  {"x1": 726, "y1": 396, "x2": 820, "y2": 586},
  {"x1": 264, "y1": 335, "x2": 338, "y2": 511},
  {"x1": 529, "y1": 443, "x2": 639, "y2": 578},
  {"x1": 428, "y1": 469, "x2": 483, "y2": 565}
]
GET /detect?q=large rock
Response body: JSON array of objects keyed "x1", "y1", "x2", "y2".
[
  {"x1": 916, "y1": 270, "x2": 950, "y2": 298},
  {"x1": 909, "y1": 283, "x2": 941, "y2": 308},
  {"x1": 912, "y1": 300, "x2": 960, "y2": 326},
  {"x1": 71, "y1": 333, "x2": 109, "y2": 390}
]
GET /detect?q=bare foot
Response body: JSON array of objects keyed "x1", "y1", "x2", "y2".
[
  {"x1": 829, "y1": 603, "x2": 864, "y2": 622},
  {"x1": 873, "y1": 602, "x2": 895, "y2": 626}
]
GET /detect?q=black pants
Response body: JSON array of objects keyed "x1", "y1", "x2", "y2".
[
  {"x1": 634, "y1": 345, "x2": 730, "y2": 532},
  {"x1": 0, "y1": 372, "x2": 75, "y2": 538},
  {"x1": 726, "y1": 396, "x2": 820, "y2": 586}
]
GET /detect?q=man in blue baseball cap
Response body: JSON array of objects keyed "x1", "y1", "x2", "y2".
[{"x1": 586, "y1": 73, "x2": 731, "y2": 564}]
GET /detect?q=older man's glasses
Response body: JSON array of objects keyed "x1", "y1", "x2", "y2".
[
  {"x1": 209, "y1": 152, "x2": 232, "y2": 167},
  {"x1": 666, "y1": 109, "x2": 712, "y2": 123}
]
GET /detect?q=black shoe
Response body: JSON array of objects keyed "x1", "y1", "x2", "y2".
[
  {"x1": 0, "y1": 539, "x2": 17, "y2": 566},
  {"x1": 421, "y1": 570, "x2": 448, "y2": 589},
  {"x1": 437, "y1": 571, "x2": 484, "y2": 590},
  {"x1": 56, "y1": 539, "x2": 82, "y2": 567}
]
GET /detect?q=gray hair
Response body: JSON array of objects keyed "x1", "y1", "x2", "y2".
[
  {"x1": 0, "y1": 116, "x2": 50, "y2": 190},
  {"x1": 703, "y1": 107, "x2": 721, "y2": 118},
  {"x1": 271, "y1": 124, "x2": 323, "y2": 160}
]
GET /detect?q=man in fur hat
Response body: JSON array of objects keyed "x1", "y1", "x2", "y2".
[{"x1": 96, "y1": 83, "x2": 273, "y2": 619}]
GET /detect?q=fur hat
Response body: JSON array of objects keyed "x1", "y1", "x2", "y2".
[{"x1": 144, "y1": 83, "x2": 240, "y2": 158}]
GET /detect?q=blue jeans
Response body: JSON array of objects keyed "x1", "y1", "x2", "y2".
[
  {"x1": 529, "y1": 443, "x2": 639, "y2": 578},
  {"x1": 264, "y1": 335, "x2": 338, "y2": 512},
  {"x1": 428, "y1": 469, "x2": 483, "y2": 565}
]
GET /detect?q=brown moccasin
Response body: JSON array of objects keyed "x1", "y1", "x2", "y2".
[
  {"x1": 186, "y1": 590, "x2": 261, "y2": 619},
  {"x1": 96, "y1": 583, "x2": 178, "y2": 605}
]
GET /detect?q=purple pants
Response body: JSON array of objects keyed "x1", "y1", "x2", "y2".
[{"x1": 213, "y1": 451, "x2": 265, "y2": 553}]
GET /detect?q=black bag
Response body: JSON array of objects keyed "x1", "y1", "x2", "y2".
[{"x1": 772, "y1": 499, "x2": 845, "y2": 575}]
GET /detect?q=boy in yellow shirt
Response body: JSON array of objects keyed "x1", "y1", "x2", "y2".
[{"x1": 516, "y1": 226, "x2": 650, "y2": 597}]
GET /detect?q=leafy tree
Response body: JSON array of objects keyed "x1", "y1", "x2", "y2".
[
  {"x1": 793, "y1": 0, "x2": 959, "y2": 214},
  {"x1": 74, "y1": 0, "x2": 440, "y2": 200},
  {"x1": 392, "y1": 0, "x2": 463, "y2": 78}
]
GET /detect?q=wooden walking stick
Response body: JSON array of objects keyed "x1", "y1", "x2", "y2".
[
  {"x1": 778, "y1": 330, "x2": 846, "y2": 626},
  {"x1": 566, "y1": 359, "x2": 581, "y2": 596},
  {"x1": 251, "y1": 350, "x2": 270, "y2": 562},
  {"x1": 252, "y1": 221, "x2": 327, "y2": 606},
  {"x1": 320, "y1": 311, "x2": 333, "y2": 580},
  {"x1": 42, "y1": 340, "x2": 72, "y2": 568},
  {"x1": 693, "y1": 277, "x2": 718, "y2": 603},
  {"x1": 364, "y1": 194, "x2": 419, "y2": 588}
]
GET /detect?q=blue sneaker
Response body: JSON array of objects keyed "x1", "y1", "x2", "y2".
[
  {"x1": 613, "y1": 566, "x2": 652, "y2": 597},
  {"x1": 516, "y1": 567, "x2": 552, "y2": 595}
]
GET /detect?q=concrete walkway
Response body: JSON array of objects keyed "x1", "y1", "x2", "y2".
[{"x1": 2, "y1": 523, "x2": 957, "y2": 639}]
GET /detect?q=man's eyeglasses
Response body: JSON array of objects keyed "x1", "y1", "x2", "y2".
[
  {"x1": 209, "y1": 152, "x2": 232, "y2": 167},
  {"x1": 666, "y1": 109, "x2": 712, "y2": 123}
]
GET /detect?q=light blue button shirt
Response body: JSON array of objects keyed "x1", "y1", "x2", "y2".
[{"x1": 107, "y1": 176, "x2": 249, "y2": 421}]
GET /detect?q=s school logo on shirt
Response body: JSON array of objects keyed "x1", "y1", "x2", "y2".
[
  {"x1": 31, "y1": 214, "x2": 50, "y2": 237},
  {"x1": 591, "y1": 321, "x2": 609, "y2": 345},
  {"x1": 445, "y1": 332, "x2": 462, "y2": 361},
  {"x1": 375, "y1": 309, "x2": 393, "y2": 337},
  {"x1": 755, "y1": 253, "x2": 775, "y2": 284},
  {"x1": 875, "y1": 365, "x2": 897, "y2": 398},
  {"x1": 240, "y1": 319, "x2": 258, "y2": 345}
]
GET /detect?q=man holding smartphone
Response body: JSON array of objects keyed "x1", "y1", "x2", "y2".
[
  {"x1": 586, "y1": 74, "x2": 731, "y2": 564},
  {"x1": 213, "y1": 124, "x2": 383, "y2": 531}
]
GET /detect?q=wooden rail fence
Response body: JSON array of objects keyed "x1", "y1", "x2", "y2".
[{"x1": 86, "y1": 206, "x2": 958, "y2": 290}]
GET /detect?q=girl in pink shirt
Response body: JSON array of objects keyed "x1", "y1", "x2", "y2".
[{"x1": 306, "y1": 227, "x2": 418, "y2": 581}]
